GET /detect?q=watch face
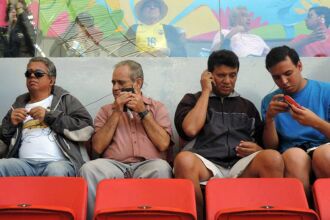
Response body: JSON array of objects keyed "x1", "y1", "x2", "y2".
[{"x1": 139, "y1": 110, "x2": 149, "y2": 119}]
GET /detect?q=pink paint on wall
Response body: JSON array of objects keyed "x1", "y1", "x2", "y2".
[{"x1": 0, "y1": 0, "x2": 7, "y2": 27}]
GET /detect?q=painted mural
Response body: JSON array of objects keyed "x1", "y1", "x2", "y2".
[{"x1": 2, "y1": 0, "x2": 330, "y2": 57}]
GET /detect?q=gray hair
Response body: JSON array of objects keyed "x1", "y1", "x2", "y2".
[
  {"x1": 229, "y1": 6, "x2": 248, "y2": 27},
  {"x1": 114, "y1": 60, "x2": 144, "y2": 83},
  {"x1": 27, "y1": 57, "x2": 57, "y2": 77}
]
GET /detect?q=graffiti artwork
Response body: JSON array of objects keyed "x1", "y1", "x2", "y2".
[{"x1": 1, "y1": 0, "x2": 329, "y2": 57}]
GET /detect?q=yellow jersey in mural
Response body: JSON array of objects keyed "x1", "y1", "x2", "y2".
[{"x1": 136, "y1": 23, "x2": 168, "y2": 52}]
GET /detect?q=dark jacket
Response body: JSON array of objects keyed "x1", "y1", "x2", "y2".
[
  {"x1": 4, "y1": 11, "x2": 36, "y2": 57},
  {"x1": 126, "y1": 24, "x2": 187, "y2": 57},
  {"x1": 1, "y1": 86, "x2": 94, "y2": 173},
  {"x1": 0, "y1": 124, "x2": 6, "y2": 158},
  {"x1": 0, "y1": 27, "x2": 6, "y2": 57},
  {"x1": 175, "y1": 91, "x2": 263, "y2": 168}
]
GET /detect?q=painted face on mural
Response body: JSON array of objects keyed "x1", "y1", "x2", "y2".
[
  {"x1": 8, "y1": 5, "x2": 17, "y2": 23},
  {"x1": 142, "y1": 1, "x2": 162, "y2": 23},
  {"x1": 305, "y1": 9, "x2": 324, "y2": 30},
  {"x1": 236, "y1": 8, "x2": 251, "y2": 30}
]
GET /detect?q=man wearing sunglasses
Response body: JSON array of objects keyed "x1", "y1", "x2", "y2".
[
  {"x1": 0, "y1": 57, "x2": 94, "y2": 177},
  {"x1": 80, "y1": 60, "x2": 173, "y2": 220}
]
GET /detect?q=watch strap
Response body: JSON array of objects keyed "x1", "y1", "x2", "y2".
[{"x1": 138, "y1": 110, "x2": 149, "y2": 120}]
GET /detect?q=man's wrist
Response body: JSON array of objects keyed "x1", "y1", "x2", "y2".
[
  {"x1": 138, "y1": 110, "x2": 149, "y2": 120},
  {"x1": 311, "y1": 117, "x2": 325, "y2": 130},
  {"x1": 113, "y1": 109, "x2": 123, "y2": 113},
  {"x1": 112, "y1": 102, "x2": 124, "y2": 112},
  {"x1": 201, "y1": 89, "x2": 211, "y2": 96}
]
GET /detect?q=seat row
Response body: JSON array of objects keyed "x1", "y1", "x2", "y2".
[{"x1": 0, "y1": 177, "x2": 328, "y2": 220}]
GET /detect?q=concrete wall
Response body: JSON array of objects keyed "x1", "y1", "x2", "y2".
[{"x1": 1, "y1": 57, "x2": 330, "y2": 143}]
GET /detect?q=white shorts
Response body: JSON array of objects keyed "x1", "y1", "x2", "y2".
[{"x1": 195, "y1": 151, "x2": 260, "y2": 185}]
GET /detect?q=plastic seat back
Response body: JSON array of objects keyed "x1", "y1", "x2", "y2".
[
  {"x1": 94, "y1": 178, "x2": 197, "y2": 220},
  {"x1": 0, "y1": 177, "x2": 87, "y2": 220},
  {"x1": 313, "y1": 179, "x2": 330, "y2": 220},
  {"x1": 206, "y1": 178, "x2": 319, "y2": 220}
]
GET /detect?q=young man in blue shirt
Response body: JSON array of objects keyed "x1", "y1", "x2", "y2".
[{"x1": 262, "y1": 45, "x2": 330, "y2": 197}]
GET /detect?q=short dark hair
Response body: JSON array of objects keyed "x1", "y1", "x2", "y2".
[
  {"x1": 27, "y1": 57, "x2": 57, "y2": 77},
  {"x1": 311, "y1": 6, "x2": 330, "y2": 28},
  {"x1": 265, "y1": 45, "x2": 300, "y2": 70},
  {"x1": 208, "y1": 49, "x2": 240, "y2": 72}
]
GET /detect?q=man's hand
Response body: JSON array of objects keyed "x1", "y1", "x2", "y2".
[
  {"x1": 10, "y1": 108, "x2": 28, "y2": 126},
  {"x1": 308, "y1": 27, "x2": 327, "y2": 43},
  {"x1": 236, "y1": 141, "x2": 263, "y2": 157},
  {"x1": 290, "y1": 105, "x2": 321, "y2": 127},
  {"x1": 265, "y1": 94, "x2": 288, "y2": 122},
  {"x1": 113, "y1": 92, "x2": 132, "y2": 112},
  {"x1": 201, "y1": 70, "x2": 214, "y2": 94},
  {"x1": 28, "y1": 107, "x2": 47, "y2": 122},
  {"x1": 126, "y1": 93, "x2": 146, "y2": 113}
]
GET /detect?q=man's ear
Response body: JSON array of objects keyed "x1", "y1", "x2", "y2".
[
  {"x1": 297, "y1": 60, "x2": 303, "y2": 72},
  {"x1": 50, "y1": 77, "x2": 56, "y2": 86},
  {"x1": 135, "y1": 77, "x2": 143, "y2": 90}
]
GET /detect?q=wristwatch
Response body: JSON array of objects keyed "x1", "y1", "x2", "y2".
[{"x1": 138, "y1": 110, "x2": 149, "y2": 120}]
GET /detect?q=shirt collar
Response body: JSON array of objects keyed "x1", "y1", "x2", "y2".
[
  {"x1": 209, "y1": 90, "x2": 240, "y2": 98},
  {"x1": 142, "y1": 94, "x2": 152, "y2": 105}
]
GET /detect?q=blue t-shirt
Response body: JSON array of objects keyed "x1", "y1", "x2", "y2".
[{"x1": 261, "y1": 79, "x2": 330, "y2": 152}]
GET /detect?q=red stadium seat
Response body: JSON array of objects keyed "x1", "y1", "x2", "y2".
[
  {"x1": 206, "y1": 178, "x2": 319, "y2": 220},
  {"x1": 0, "y1": 177, "x2": 87, "y2": 220},
  {"x1": 313, "y1": 179, "x2": 330, "y2": 220},
  {"x1": 94, "y1": 178, "x2": 197, "y2": 220}
]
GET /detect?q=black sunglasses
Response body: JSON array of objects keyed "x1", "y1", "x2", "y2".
[{"x1": 24, "y1": 70, "x2": 48, "y2": 78}]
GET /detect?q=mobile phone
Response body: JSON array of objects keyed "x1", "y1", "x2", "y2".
[
  {"x1": 206, "y1": 72, "x2": 217, "y2": 93},
  {"x1": 121, "y1": 87, "x2": 135, "y2": 113},
  {"x1": 121, "y1": 87, "x2": 135, "y2": 93},
  {"x1": 283, "y1": 95, "x2": 301, "y2": 109}
]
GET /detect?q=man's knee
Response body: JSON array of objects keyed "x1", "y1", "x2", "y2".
[
  {"x1": 0, "y1": 158, "x2": 32, "y2": 176},
  {"x1": 256, "y1": 150, "x2": 283, "y2": 168},
  {"x1": 137, "y1": 159, "x2": 172, "y2": 178},
  {"x1": 80, "y1": 159, "x2": 124, "y2": 179},
  {"x1": 43, "y1": 161, "x2": 75, "y2": 176},
  {"x1": 174, "y1": 151, "x2": 197, "y2": 172},
  {"x1": 312, "y1": 145, "x2": 330, "y2": 177},
  {"x1": 283, "y1": 148, "x2": 311, "y2": 169},
  {"x1": 79, "y1": 160, "x2": 98, "y2": 178},
  {"x1": 0, "y1": 159, "x2": 15, "y2": 176},
  {"x1": 248, "y1": 150, "x2": 284, "y2": 177},
  {"x1": 153, "y1": 159, "x2": 172, "y2": 177}
]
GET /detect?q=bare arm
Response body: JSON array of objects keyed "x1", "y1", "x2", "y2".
[
  {"x1": 290, "y1": 105, "x2": 330, "y2": 139},
  {"x1": 263, "y1": 94, "x2": 288, "y2": 149},
  {"x1": 140, "y1": 112, "x2": 170, "y2": 152},
  {"x1": 182, "y1": 70, "x2": 213, "y2": 137},
  {"x1": 263, "y1": 117, "x2": 279, "y2": 149},
  {"x1": 224, "y1": 26, "x2": 246, "y2": 40},
  {"x1": 126, "y1": 93, "x2": 170, "y2": 152},
  {"x1": 211, "y1": 27, "x2": 244, "y2": 51},
  {"x1": 288, "y1": 27, "x2": 327, "y2": 51},
  {"x1": 92, "y1": 110, "x2": 121, "y2": 154},
  {"x1": 92, "y1": 92, "x2": 130, "y2": 154},
  {"x1": 312, "y1": 117, "x2": 330, "y2": 139}
]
